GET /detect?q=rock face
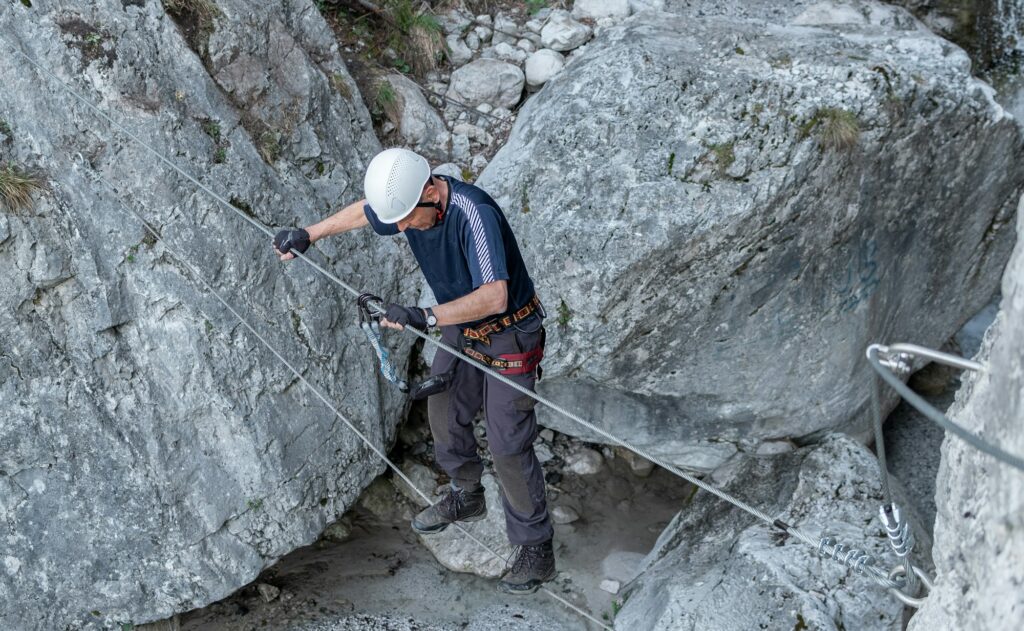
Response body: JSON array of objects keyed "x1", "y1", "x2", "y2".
[
  {"x1": 907, "y1": 196, "x2": 1024, "y2": 630},
  {"x1": 0, "y1": 1, "x2": 417, "y2": 628},
  {"x1": 477, "y1": 4, "x2": 1024, "y2": 471},
  {"x1": 615, "y1": 435, "x2": 919, "y2": 630}
]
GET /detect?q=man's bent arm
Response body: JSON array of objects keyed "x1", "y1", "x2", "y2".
[
  {"x1": 433, "y1": 280, "x2": 507, "y2": 327},
  {"x1": 306, "y1": 199, "x2": 370, "y2": 242}
]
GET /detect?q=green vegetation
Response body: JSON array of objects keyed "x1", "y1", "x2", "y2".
[
  {"x1": 799, "y1": 107, "x2": 860, "y2": 151},
  {"x1": 258, "y1": 131, "x2": 281, "y2": 163},
  {"x1": 708, "y1": 141, "x2": 735, "y2": 173},
  {"x1": 0, "y1": 162, "x2": 44, "y2": 212},
  {"x1": 20, "y1": 0, "x2": 32, "y2": 8},
  {"x1": 557, "y1": 299, "x2": 571, "y2": 327},
  {"x1": 520, "y1": 184, "x2": 530, "y2": 213},
  {"x1": 387, "y1": 0, "x2": 443, "y2": 75},
  {"x1": 734, "y1": 46, "x2": 745, "y2": 55},
  {"x1": 526, "y1": 0, "x2": 547, "y2": 15},
  {"x1": 794, "y1": 613, "x2": 808, "y2": 631},
  {"x1": 213, "y1": 147, "x2": 227, "y2": 164},
  {"x1": 330, "y1": 72, "x2": 352, "y2": 100},
  {"x1": 201, "y1": 118, "x2": 221, "y2": 143},
  {"x1": 247, "y1": 498, "x2": 263, "y2": 511},
  {"x1": 603, "y1": 593, "x2": 629, "y2": 622},
  {"x1": 372, "y1": 80, "x2": 402, "y2": 127},
  {"x1": 461, "y1": 167, "x2": 474, "y2": 183},
  {"x1": 0, "y1": 119, "x2": 10, "y2": 137},
  {"x1": 667, "y1": 152, "x2": 675, "y2": 176},
  {"x1": 162, "y1": 0, "x2": 220, "y2": 24}
]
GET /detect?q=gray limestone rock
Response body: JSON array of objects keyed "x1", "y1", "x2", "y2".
[
  {"x1": 573, "y1": 0, "x2": 632, "y2": 20},
  {"x1": 476, "y1": 7, "x2": 1023, "y2": 472},
  {"x1": 416, "y1": 474, "x2": 514, "y2": 578},
  {"x1": 445, "y1": 34, "x2": 473, "y2": 67},
  {"x1": 525, "y1": 49, "x2": 566, "y2": 88},
  {"x1": 447, "y1": 59, "x2": 525, "y2": 110},
  {"x1": 384, "y1": 73, "x2": 450, "y2": 156},
  {"x1": 615, "y1": 435, "x2": 919, "y2": 630},
  {"x1": 540, "y1": 10, "x2": 593, "y2": 52},
  {"x1": 0, "y1": 1, "x2": 415, "y2": 628},
  {"x1": 907, "y1": 195, "x2": 1024, "y2": 630}
]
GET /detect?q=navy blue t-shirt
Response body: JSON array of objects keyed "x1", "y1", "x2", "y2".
[{"x1": 364, "y1": 175, "x2": 536, "y2": 327}]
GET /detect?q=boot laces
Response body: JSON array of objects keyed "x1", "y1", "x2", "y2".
[
  {"x1": 439, "y1": 485, "x2": 467, "y2": 519},
  {"x1": 509, "y1": 544, "x2": 542, "y2": 574}
]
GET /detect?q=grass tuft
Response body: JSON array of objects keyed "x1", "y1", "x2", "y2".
[
  {"x1": 0, "y1": 162, "x2": 44, "y2": 212},
  {"x1": 818, "y1": 108, "x2": 860, "y2": 150}
]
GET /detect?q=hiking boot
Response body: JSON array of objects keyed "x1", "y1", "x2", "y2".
[
  {"x1": 411, "y1": 482, "x2": 487, "y2": 534},
  {"x1": 498, "y1": 539, "x2": 556, "y2": 595}
]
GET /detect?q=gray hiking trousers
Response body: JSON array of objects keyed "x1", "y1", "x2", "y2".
[{"x1": 427, "y1": 315, "x2": 553, "y2": 546}]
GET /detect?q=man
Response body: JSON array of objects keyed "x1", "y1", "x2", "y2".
[{"x1": 272, "y1": 148, "x2": 555, "y2": 594}]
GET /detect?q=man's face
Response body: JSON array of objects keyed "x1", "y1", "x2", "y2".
[{"x1": 396, "y1": 180, "x2": 440, "y2": 232}]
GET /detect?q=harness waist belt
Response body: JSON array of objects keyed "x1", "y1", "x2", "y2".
[
  {"x1": 461, "y1": 295, "x2": 543, "y2": 345},
  {"x1": 462, "y1": 345, "x2": 544, "y2": 376}
]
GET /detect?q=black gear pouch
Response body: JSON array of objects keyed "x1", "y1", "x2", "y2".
[{"x1": 409, "y1": 370, "x2": 454, "y2": 401}]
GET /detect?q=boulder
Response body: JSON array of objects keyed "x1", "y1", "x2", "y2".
[
  {"x1": 447, "y1": 58, "x2": 525, "y2": 110},
  {"x1": 525, "y1": 49, "x2": 566, "y2": 88},
  {"x1": 540, "y1": 10, "x2": 593, "y2": 52},
  {"x1": 615, "y1": 435, "x2": 922, "y2": 630},
  {"x1": 476, "y1": 6, "x2": 1023, "y2": 472},
  {"x1": 416, "y1": 474, "x2": 514, "y2": 578},
  {"x1": 445, "y1": 34, "x2": 473, "y2": 66},
  {"x1": 384, "y1": 73, "x2": 449, "y2": 155},
  {"x1": 492, "y1": 13, "x2": 520, "y2": 46},
  {"x1": 907, "y1": 195, "x2": 1024, "y2": 630},
  {"x1": 0, "y1": 1, "x2": 412, "y2": 628},
  {"x1": 573, "y1": 0, "x2": 632, "y2": 20}
]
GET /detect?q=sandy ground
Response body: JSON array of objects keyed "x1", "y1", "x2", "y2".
[{"x1": 178, "y1": 450, "x2": 693, "y2": 631}]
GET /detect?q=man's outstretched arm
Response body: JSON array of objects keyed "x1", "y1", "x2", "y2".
[{"x1": 274, "y1": 199, "x2": 370, "y2": 261}]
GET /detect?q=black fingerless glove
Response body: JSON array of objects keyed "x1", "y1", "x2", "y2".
[
  {"x1": 273, "y1": 228, "x2": 311, "y2": 255},
  {"x1": 385, "y1": 304, "x2": 428, "y2": 331}
]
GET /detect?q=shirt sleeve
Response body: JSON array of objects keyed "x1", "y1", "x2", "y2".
[
  {"x1": 460, "y1": 203, "x2": 509, "y2": 288},
  {"x1": 364, "y1": 203, "x2": 400, "y2": 236}
]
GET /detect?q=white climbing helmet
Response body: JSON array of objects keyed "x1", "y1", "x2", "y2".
[{"x1": 363, "y1": 148, "x2": 432, "y2": 224}]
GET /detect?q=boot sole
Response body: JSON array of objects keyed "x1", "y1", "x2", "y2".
[
  {"x1": 411, "y1": 509, "x2": 487, "y2": 535},
  {"x1": 497, "y1": 567, "x2": 557, "y2": 595}
]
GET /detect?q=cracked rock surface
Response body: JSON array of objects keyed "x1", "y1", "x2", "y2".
[
  {"x1": 477, "y1": 4, "x2": 1024, "y2": 471},
  {"x1": 0, "y1": 1, "x2": 419, "y2": 628},
  {"x1": 907, "y1": 195, "x2": 1024, "y2": 630}
]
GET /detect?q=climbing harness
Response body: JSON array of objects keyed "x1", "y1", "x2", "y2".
[
  {"x1": 460, "y1": 295, "x2": 545, "y2": 345},
  {"x1": 28, "y1": 43, "x2": 1013, "y2": 620},
  {"x1": 357, "y1": 293, "x2": 409, "y2": 393},
  {"x1": 461, "y1": 342, "x2": 544, "y2": 376}
]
